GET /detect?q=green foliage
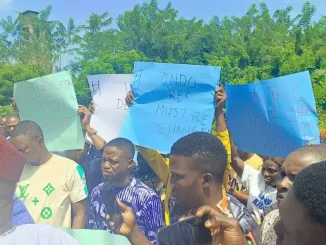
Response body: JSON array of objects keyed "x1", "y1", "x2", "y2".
[
  {"x1": 0, "y1": 105, "x2": 13, "y2": 117},
  {"x1": 0, "y1": 1, "x2": 325, "y2": 126},
  {"x1": 0, "y1": 63, "x2": 48, "y2": 106}
]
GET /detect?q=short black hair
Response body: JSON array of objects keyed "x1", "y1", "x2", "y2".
[
  {"x1": 293, "y1": 161, "x2": 326, "y2": 226},
  {"x1": 105, "y1": 138, "x2": 135, "y2": 159},
  {"x1": 11, "y1": 120, "x2": 43, "y2": 139},
  {"x1": 170, "y1": 132, "x2": 227, "y2": 183}
]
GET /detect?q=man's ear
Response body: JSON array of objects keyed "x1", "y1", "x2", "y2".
[
  {"x1": 128, "y1": 160, "x2": 135, "y2": 170},
  {"x1": 38, "y1": 137, "x2": 45, "y2": 145},
  {"x1": 202, "y1": 173, "x2": 214, "y2": 188}
]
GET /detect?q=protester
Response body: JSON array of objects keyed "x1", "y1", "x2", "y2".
[
  {"x1": 229, "y1": 138, "x2": 283, "y2": 223},
  {"x1": 169, "y1": 132, "x2": 257, "y2": 232},
  {"x1": 4, "y1": 114, "x2": 19, "y2": 137},
  {"x1": 257, "y1": 145, "x2": 326, "y2": 245},
  {"x1": 109, "y1": 132, "x2": 256, "y2": 245},
  {"x1": 275, "y1": 161, "x2": 326, "y2": 245},
  {"x1": 125, "y1": 87, "x2": 234, "y2": 225},
  {"x1": 75, "y1": 105, "x2": 106, "y2": 193},
  {"x1": 88, "y1": 138, "x2": 163, "y2": 243},
  {"x1": 10, "y1": 120, "x2": 88, "y2": 228},
  {"x1": 0, "y1": 135, "x2": 79, "y2": 245}
]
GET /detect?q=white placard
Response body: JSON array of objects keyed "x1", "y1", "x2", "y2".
[{"x1": 87, "y1": 74, "x2": 132, "y2": 143}]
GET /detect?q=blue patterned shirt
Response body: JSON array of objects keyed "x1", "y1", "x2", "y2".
[{"x1": 88, "y1": 178, "x2": 163, "y2": 243}]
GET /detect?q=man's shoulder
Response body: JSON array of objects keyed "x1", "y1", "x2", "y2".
[
  {"x1": 133, "y1": 178, "x2": 159, "y2": 197},
  {"x1": 90, "y1": 183, "x2": 104, "y2": 197},
  {"x1": 49, "y1": 154, "x2": 79, "y2": 170},
  {"x1": 227, "y1": 194, "x2": 258, "y2": 233}
]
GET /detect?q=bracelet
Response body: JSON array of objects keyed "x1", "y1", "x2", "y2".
[{"x1": 88, "y1": 130, "x2": 97, "y2": 136}]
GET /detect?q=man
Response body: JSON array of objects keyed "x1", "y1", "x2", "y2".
[
  {"x1": 258, "y1": 144, "x2": 326, "y2": 245},
  {"x1": 88, "y1": 138, "x2": 163, "y2": 243},
  {"x1": 5, "y1": 115, "x2": 20, "y2": 136},
  {"x1": 110, "y1": 133, "x2": 257, "y2": 245},
  {"x1": 10, "y1": 120, "x2": 88, "y2": 228},
  {"x1": 126, "y1": 87, "x2": 235, "y2": 225},
  {"x1": 168, "y1": 132, "x2": 256, "y2": 233},
  {"x1": 0, "y1": 135, "x2": 78, "y2": 244},
  {"x1": 276, "y1": 161, "x2": 326, "y2": 245}
]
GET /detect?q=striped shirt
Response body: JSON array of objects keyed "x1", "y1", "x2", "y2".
[{"x1": 88, "y1": 178, "x2": 163, "y2": 243}]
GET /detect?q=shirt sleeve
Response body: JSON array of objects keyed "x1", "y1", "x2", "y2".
[
  {"x1": 240, "y1": 164, "x2": 260, "y2": 191},
  {"x1": 139, "y1": 195, "x2": 164, "y2": 243},
  {"x1": 137, "y1": 147, "x2": 170, "y2": 185},
  {"x1": 212, "y1": 130, "x2": 231, "y2": 170},
  {"x1": 68, "y1": 165, "x2": 88, "y2": 203},
  {"x1": 12, "y1": 196, "x2": 34, "y2": 225}
]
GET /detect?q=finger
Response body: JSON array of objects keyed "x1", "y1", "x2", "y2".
[
  {"x1": 105, "y1": 214, "x2": 110, "y2": 221},
  {"x1": 215, "y1": 87, "x2": 222, "y2": 93},
  {"x1": 116, "y1": 199, "x2": 130, "y2": 212},
  {"x1": 196, "y1": 205, "x2": 217, "y2": 218}
]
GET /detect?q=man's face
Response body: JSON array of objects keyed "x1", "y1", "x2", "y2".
[
  {"x1": 169, "y1": 155, "x2": 203, "y2": 210},
  {"x1": 277, "y1": 189, "x2": 323, "y2": 245},
  {"x1": 102, "y1": 146, "x2": 133, "y2": 182},
  {"x1": 5, "y1": 117, "x2": 20, "y2": 134},
  {"x1": 10, "y1": 135, "x2": 42, "y2": 165},
  {"x1": 276, "y1": 154, "x2": 309, "y2": 205},
  {"x1": 0, "y1": 117, "x2": 6, "y2": 127}
]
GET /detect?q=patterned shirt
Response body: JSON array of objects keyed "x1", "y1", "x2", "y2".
[{"x1": 88, "y1": 178, "x2": 163, "y2": 243}]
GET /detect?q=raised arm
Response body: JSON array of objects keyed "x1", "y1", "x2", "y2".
[
  {"x1": 229, "y1": 136, "x2": 245, "y2": 178},
  {"x1": 77, "y1": 105, "x2": 105, "y2": 150}
]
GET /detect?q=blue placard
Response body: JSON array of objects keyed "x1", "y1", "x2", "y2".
[
  {"x1": 119, "y1": 62, "x2": 221, "y2": 153},
  {"x1": 226, "y1": 71, "x2": 320, "y2": 158}
]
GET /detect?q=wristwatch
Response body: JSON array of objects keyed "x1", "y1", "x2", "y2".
[{"x1": 227, "y1": 187, "x2": 235, "y2": 195}]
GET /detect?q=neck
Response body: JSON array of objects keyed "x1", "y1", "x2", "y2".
[
  {"x1": 112, "y1": 174, "x2": 131, "y2": 188},
  {"x1": 194, "y1": 185, "x2": 224, "y2": 212},
  {"x1": 33, "y1": 149, "x2": 52, "y2": 166},
  {"x1": 0, "y1": 200, "x2": 13, "y2": 236},
  {"x1": 207, "y1": 186, "x2": 224, "y2": 207}
]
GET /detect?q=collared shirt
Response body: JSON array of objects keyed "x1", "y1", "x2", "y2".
[{"x1": 88, "y1": 178, "x2": 163, "y2": 243}]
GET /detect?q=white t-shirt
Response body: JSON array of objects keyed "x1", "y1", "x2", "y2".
[
  {"x1": 0, "y1": 224, "x2": 79, "y2": 245},
  {"x1": 15, "y1": 154, "x2": 88, "y2": 227},
  {"x1": 239, "y1": 164, "x2": 277, "y2": 222}
]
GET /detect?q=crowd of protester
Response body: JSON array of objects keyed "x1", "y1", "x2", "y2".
[{"x1": 0, "y1": 86, "x2": 326, "y2": 245}]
